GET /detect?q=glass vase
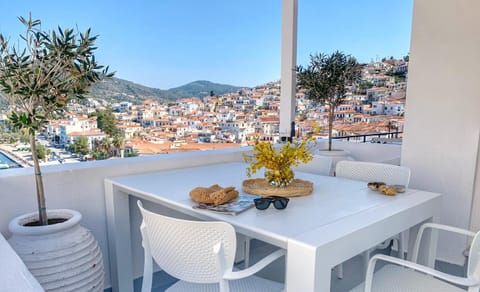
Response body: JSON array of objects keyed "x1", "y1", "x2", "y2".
[{"x1": 265, "y1": 166, "x2": 294, "y2": 187}]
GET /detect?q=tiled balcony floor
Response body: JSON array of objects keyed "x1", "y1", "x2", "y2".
[{"x1": 129, "y1": 239, "x2": 465, "y2": 292}]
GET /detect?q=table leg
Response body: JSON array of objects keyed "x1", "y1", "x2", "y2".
[
  {"x1": 286, "y1": 240, "x2": 330, "y2": 292},
  {"x1": 104, "y1": 181, "x2": 134, "y2": 292}
]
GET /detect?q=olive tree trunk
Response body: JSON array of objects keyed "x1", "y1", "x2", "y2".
[
  {"x1": 328, "y1": 106, "x2": 335, "y2": 151},
  {"x1": 29, "y1": 134, "x2": 47, "y2": 225}
]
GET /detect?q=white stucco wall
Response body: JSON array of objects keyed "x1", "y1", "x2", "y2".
[
  {"x1": 401, "y1": 0, "x2": 480, "y2": 265},
  {"x1": 334, "y1": 140, "x2": 402, "y2": 164},
  {"x1": 0, "y1": 149, "x2": 246, "y2": 289}
]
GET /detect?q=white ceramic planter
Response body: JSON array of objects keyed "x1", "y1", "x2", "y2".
[
  {"x1": 8, "y1": 209, "x2": 104, "y2": 292},
  {"x1": 316, "y1": 149, "x2": 354, "y2": 175}
]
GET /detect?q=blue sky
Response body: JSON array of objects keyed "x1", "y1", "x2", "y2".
[{"x1": 0, "y1": 1, "x2": 412, "y2": 89}]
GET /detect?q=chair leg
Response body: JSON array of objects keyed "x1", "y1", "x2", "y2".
[
  {"x1": 141, "y1": 252, "x2": 153, "y2": 292},
  {"x1": 140, "y1": 222, "x2": 153, "y2": 292},
  {"x1": 244, "y1": 237, "x2": 250, "y2": 268},
  {"x1": 219, "y1": 279, "x2": 230, "y2": 292},
  {"x1": 336, "y1": 263, "x2": 343, "y2": 279}
]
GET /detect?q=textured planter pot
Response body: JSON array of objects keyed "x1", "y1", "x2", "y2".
[
  {"x1": 316, "y1": 149, "x2": 354, "y2": 175},
  {"x1": 8, "y1": 209, "x2": 104, "y2": 292}
]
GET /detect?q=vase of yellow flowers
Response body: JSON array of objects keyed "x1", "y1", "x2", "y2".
[{"x1": 244, "y1": 139, "x2": 313, "y2": 187}]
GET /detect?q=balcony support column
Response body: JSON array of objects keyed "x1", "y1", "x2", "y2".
[{"x1": 279, "y1": 0, "x2": 298, "y2": 142}]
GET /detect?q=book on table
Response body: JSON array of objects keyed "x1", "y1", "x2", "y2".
[{"x1": 193, "y1": 194, "x2": 260, "y2": 215}]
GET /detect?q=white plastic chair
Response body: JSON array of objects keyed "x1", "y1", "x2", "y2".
[
  {"x1": 350, "y1": 223, "x2": 480, "y2": 292},
  {"x1": 335, "y1": 160, "x2": 411, "y2": 187},
  {"x1": 293, "y1": 154, "x2": 333, "y2": 176},
  {"x1": 335, "y1": 160, "x2": 411, "y2": 278},
  {"x1": 137, "y1": 201, "x2": 285, "y2": 292}
]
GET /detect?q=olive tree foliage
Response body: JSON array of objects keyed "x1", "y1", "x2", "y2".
[
  {"x1": 296, "y1": 51, "x2": 361, "y2": 151},
  {"x1": 0, "y1": 15, "x2": 113, "y2": 225}
]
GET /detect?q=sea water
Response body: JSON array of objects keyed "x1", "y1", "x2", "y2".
[{"x1": 0, "y1": 151, "x2": 20, "y2": 169}]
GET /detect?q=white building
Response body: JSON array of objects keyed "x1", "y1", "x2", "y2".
[
  {"x1": 66, "y1": 129, "x2": 107, "y2": 149},
  {"x1": 58, "y1": 117, "x2": 98, "y2": 146},
  {"x1": 371, "y1": 101, "x2": 385, "y2": 115},
  {"x1": 384, "y1": 100, "x2": 406, "y2": 116}
]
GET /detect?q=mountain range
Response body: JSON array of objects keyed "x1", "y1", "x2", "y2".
[
  {"x1": 88, "y1": 78, "x2": 245, "y2": 103},
  {"x1": 0, "y1": 78, "x2": 245, "y2": 107}
]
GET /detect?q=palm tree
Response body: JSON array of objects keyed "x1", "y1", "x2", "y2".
[
  {"x1": 297, "y1": 51, "x2": 361, "y2": 151},
  {"x1": 112, "y1": 134, "x2": 125, "y2": 158},
  {"x1": 387, "y1": 120, "x2": 398, "y2": 138}
]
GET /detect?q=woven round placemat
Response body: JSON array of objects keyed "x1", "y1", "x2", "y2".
[{"x1": 242, "y1": 178, "x2": 313, "y2": 197}]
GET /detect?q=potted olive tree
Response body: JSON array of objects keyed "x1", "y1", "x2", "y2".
[
  {"x1": 0, "y1": 15, "x2": 113, "y2": 291},
  {"x1": 297, "y1": 51, "x2": 361, "y2": 151}
]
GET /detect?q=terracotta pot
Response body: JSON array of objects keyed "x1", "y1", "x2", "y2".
[{"x1": 8, "y1": 209, "x2": 104, "y2": 292}]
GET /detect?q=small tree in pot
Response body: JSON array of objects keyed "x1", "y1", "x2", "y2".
[
  {"x1": 0, "y1": 15, "x2": 113, "y2": 225},
  {"x1": 296, "y1": 51, "x2": 361, "y2": 151}
]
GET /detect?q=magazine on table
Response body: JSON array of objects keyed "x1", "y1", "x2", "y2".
[{"x1": 193, "y1": 194, "x2": 260, "y2": 215}]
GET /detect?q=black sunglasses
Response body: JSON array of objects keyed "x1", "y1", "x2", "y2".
[{"x1": 254, "y1": 196, "x2": 290, "y2": 210}]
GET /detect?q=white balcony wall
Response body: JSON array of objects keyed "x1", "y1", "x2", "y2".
[
  {"x1": 333, "y1": 140, "x2": 402, "y2": 164},
  {"x1": 0, "y1": 149, "x2": 245, "y2": 289},
  {"x1": 0, "y1": 141, "x2": 401, "y2": 289},
  {"x1": 402, "y1": 0, "x2": 480, "y2": 265}
]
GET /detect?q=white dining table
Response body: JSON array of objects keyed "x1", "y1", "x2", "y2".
[{"x1": 104, "y1": 162, "x2": 442, "y2": 292}]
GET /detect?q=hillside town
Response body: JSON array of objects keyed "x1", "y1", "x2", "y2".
[{"x1": 0, "y1": 57, "x2": 407, "y2": 165}]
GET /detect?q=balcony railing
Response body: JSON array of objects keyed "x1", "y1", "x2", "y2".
[{"x1": 333, "y1": 131, "x2": 403, "y2": 143}]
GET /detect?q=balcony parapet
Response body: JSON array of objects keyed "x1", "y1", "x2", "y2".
[{"x1": 0, "y1": 233, "x2": 43, "y2": 291}]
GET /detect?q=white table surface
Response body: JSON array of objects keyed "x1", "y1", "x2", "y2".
[{"x1": 105, "y1": 162, "x2": 442, "y2": 292}]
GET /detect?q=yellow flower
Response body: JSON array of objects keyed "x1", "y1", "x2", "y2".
[{"x1": 244, "y1": 137, "x2": 315, "y2": 186}]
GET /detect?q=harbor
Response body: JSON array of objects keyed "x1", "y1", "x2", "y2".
[
  {"x1": 0, "y1": 142, "x2": 80, "y2": 170},
  {"x1": 0, "y1": 148, "x2": 25, "y2": 169}
]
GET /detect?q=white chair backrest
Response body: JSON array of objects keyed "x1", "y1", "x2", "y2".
[
  {"x1": 468, "y1": 230, "x2": 480, "y2": 280},
  {"x1": 293, "y1": 155, "x2": 332, "y2": 175},
  {"x1": 294, "y1": 155, "x2": 333, "y2": 176},
  {"x1": 335, "y1": 160, "x2": 411, "y2": 186},
  {"x1": 138, "y1": 201, "x2": 237, "y2": 283}
]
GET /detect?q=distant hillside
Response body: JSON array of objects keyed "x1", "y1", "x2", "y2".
[
  {"x1": 168, "y1": 80, "x2": 243, "y2": 99},
  {"x1": 89, "y1": 78, "x2": 176, "y2": 102},
  {"x1": 0, "y1": 78, "x2": 245, "y2": 107},
  {"x1": 88, "y1": 78, "x2": 244, "y2": 103}
]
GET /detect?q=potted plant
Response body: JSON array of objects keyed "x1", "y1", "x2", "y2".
[
  {"x1": 296, "y1": 51, "x2": 361, "y2": 151},
  {"x1": 0, "y1": 15, "x2": 113, "y2": 291},
  {"x1": 244, "y1": 138, "x2": 313, "y2": 187}
]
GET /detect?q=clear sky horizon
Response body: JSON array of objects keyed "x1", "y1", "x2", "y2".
[{"x1": 1, "y1": 1, "x2": 413, "y2": 89}]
